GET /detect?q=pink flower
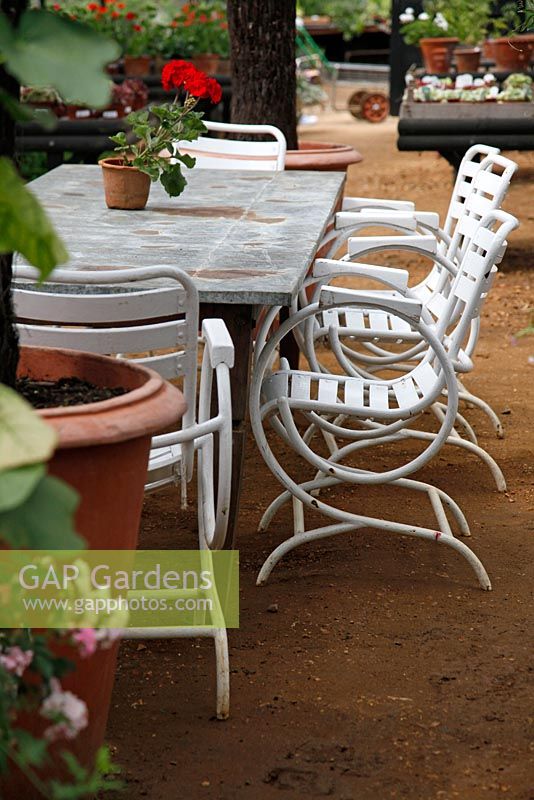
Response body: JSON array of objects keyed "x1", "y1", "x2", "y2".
[
  {"x1": 0, "y1": 646, "x2": 33, "y2": 677},
  {"x1": 41, "y1": 679, "x2": 88, "y2": 741},
  {"x1": 94, "y1": 628, "x2": 123, "y2": 647},
  {"x1": 72, "y1": 628, "x2": 98, "y2": 658}
]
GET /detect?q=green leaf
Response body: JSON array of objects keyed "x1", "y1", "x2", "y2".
[
  {"x1": 133, "y1": 157, "x2": 159, "y2": 182},
  {"x1": 109, "y1": 131, "x2": 128, "y2": 147},
  {"x1": 0, "y1": 10, "x2": 120, "y2": 107},
  {"x1": 160, "y1": 163, "x2": 187, "y2": 198},
  {"x1": 0, "y1": 473, "x2": 82, "y2": 550},
  {"x1": 174, "y1": 152, "x2": 196, "y2": 170},
  {"x1": 0, "y1": 384, "x2": 57, "y2": 471},
  {"x1": 0, "y1": 463, "x2": 45, "y2": 512},
  {"x1": 0, "y1": 157, "x2": 68, "y2": 278},
  {"x1": 13, "y1": 729, "x2": 48, "y2": 768}
]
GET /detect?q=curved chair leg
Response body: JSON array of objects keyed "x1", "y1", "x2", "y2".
[
  {"x1": 256, "y1": 511, "x2": 491, "y2": 590},
  {"x1": 432, "y1": 401, "x2": 478, "y2": 444},
  {"x1": 459, "y1": 390, "x2": 504, "y2": 439},
  {"x1": 213, "y1": 628, "x2": 230, "y2": 720}
]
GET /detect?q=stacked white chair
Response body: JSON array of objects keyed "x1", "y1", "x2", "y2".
[
  {"x1": 289, "y1": 152, "x2": 518, "y2": 458},
  {"x1": 251, "y1": 211, "x2": 518, "y2": 589},
  {"x1": 14, "y1": 265, "x2": 233, "y2": 719},
  {"x1": 175, "y1": 120, "x2": 287, "y2": 171}
]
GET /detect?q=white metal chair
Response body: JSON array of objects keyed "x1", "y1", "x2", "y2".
[
  {"x1": 175, "y1": 120, "x2": 287, "y2": 171},
  {"x1": 251, "y1": 211, "x2": 518, "y2": 590},
  {"x1": 14, "y1": 264, "x2": 233, "y2": 719},
  {"x1": 291, "y1": 151, "x2": 518, "y2": 445}
]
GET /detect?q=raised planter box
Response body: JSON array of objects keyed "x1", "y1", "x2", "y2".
[{"x1": 400, "y1": 100, "x2": 534, "y2": 121}]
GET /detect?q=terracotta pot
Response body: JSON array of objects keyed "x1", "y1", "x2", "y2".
[
  {"x1": 191, "y1": 53, "x2": 220, "y2": 75},
  {"x1": 99, "y1": 157, "x2": 151, "y2": 210},
  {"x1": 123, "y1": 54, "x2": 151, "y2": 76},
  {"x1": 285, "y1": 141, "x2": 363, "y2": 172},
  {"x1": 492, "y1": 35, "x2": 534, "y2": 70},
  {"x1": 482, "y1": 39, "x2": 495, "y2": 60},
  {"x1": 454, "y1": 47, "x2": 482, "y2": 73},
  {"x1": 217, "y1": 58, "x2": 231, "y2": 76},
  {"x1": 1, "y1": 346, "x2": 185, "y2": 798},
  {"x1": 419, "y1": 37, "x2": 459, "y2": 73}
]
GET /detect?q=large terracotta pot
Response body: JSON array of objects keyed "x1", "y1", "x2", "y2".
[
  {"x1": 285, "y1": 141, "x2": 363, "y2": 172},
  {"x1": 454, "y1": 47, "x2": 482, "y2": 73},
  {"x1": 99, "y1": 157, "x2": 151, "y2": 210},
  {"x1": 492, "y1": 35, "x2": 534, "y2": 70},
  {"x1": 1, "y1": 346, "x2": 185, "y2": 798},
  {"x1": 419, "y1": 37, "x2": 459, "y2": 73}
]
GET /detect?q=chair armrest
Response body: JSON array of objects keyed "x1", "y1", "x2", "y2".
[
  {"x1": 341, "y1": 196, "x2": 414, "y2": 212},
  {"x1": 319, "y1": 285, "x2": 423, "y2": 325},
  {"x1": 414, "y1": 211, "x2": 440, "y2": 232},
  {"x1": 335, "y1": 210, "x2": 417, "y2": 231},
  {"x1": 201, "y1": 319, "x2": 234, "y2": 368},
  {"x1": 314, "y1": 258, "x2": 409, "y2": 293},
  {"x1": 348, "y1": 233, "x2": 438, "y2": 259}
]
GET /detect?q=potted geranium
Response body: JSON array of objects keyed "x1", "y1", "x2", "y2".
[
  {"x1": 100, "y1": 60, "x2": 222, "y2": 209},
  {"x1": 174, "y1": 1, "x2": 229, "y2": 75},
  {"x1": 400, "y1": 4, "x2": 458, "y2": 72}
]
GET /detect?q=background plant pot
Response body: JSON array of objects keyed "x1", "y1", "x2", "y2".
[
  {"x1": 123, "y1": 54, "x2": 151, "y2": 76},
  {"x1": 217, "y1": 58, "x2": 231, "y2": 76},
  {"x1": 285, "y1": 141, "x2": 363, "y2": 172},
  {"x1": 492, "y1": 35, "x2": 534, "y2": 70},
  {"x1": 191, "y1": 53, "x2": 220, "y2": 74},
  {"x1": 419, "y1": 37, "x2": 459, "y2": 73},
  {"x1": 1, "y1": 346, "x2": 185, "y2": 798},
  {"x1": 99, "y1": 158, "x2": 151, "y2": 210},
  {"x1": 454, "y1": 47, "x2": 481, "y2": 73}
]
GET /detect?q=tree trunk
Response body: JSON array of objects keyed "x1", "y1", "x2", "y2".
[
  {"x1": 226, "y1": 0, "x2": 298, "y2": 150},
  {"x1": 0, "y1": 0, "x2": 27, "y2": 387}
]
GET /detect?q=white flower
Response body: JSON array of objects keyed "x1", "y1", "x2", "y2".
[
  {"x1": 435, "y1": 12, "x2": 448, "y2": 30},
  {"x1": 418, "y1": 12, "x2": 430, "y2": 20},
  {"x1": 405, "y1": 6, "x2": 414, "y2": 12},
  {"x1": 41, "y1": 679, "x2": 88, "y2": 742},
  {"x1": 399, "y1": 12, "x2": 415, "y2": 22}
]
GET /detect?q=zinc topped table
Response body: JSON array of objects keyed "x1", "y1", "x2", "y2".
[{"x1": 18, "y1": 164, "x2": 346, "y2": 546}]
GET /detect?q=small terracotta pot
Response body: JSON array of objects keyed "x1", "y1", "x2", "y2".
[
  {"x1": 454, "y1": 47, "x2": 481, "y2": 73},
  {"x1": 419, "y1": 37, "x2": 459, "y2": 73},
  {"x1": 217, "y1": 58, "x2": 231, "y2": 76},
  {"x1": 191, "y1": 53, "x2": 220, "y2": 74},
  {"x1": 1, "y1": 346, "x2": 185, "y2": 798},
  {"x1": 285, "y1": 141, "x2": 363, "y2": 172},
  {"x1": 123, "y1": 54, "x2": 151, "y2": 76},
  {"x1": 492, "y1": 35, "x2": 534, "y2": 70},
  {"x1": 99, "y1": 157, "x2": 151, "y2": 210},
  {"x1": 482, "y1": 39, "x2": 495, "y2": 60}
]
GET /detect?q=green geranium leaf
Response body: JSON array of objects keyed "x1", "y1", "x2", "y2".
[
  {"x1": 0, "y1": 10, "x2": 119, "y2": 107},
  {"x1": 0, "y1": 463, "x2": 45, "y2": 512},
  {"x1": 174, "y1": 152, "x2": 196, "y2": 170},
  {"x1": 0, "y1": 157, "x2": 68, "y2": 278},
  {"x1": 0, "y1": 473, "x2": 82, "y2": 550},
  {"x1": 179, "y1": 112, "x2": 207, "y2": 142},
  {"x1": 13, "y1": 729, "x2": 48, "y2": 768},
  {"x1": 0, "y1": 384, "x2": 57, "y2": 471},
  {"x1": 160, "y1": 163, "x2": 187, "y2": 197}
]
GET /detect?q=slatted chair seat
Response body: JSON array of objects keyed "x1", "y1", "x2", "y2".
[{"x1": 174, "y1": 121, "x2": 286, "y2": 172}]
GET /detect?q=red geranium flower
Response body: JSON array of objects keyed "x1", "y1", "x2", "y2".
[
  {"x1": 97, "y1": 5, "x2": 107, "y2": 13},
  {"x1": 161, "y1": 60, "x2": 196, "y2": 92},
  {"x1": 52, "y1": 2, "x2": 61, "y2": 9},
  {"x1": 117, "y1": 1, "x2": 125, "y2": 6},
  {"x1": 87, "y1": 2, "x2": 98, "y2": 10},
  {"x1": 125, "y1": 10, "x2": 136, "y2": 19},
  {"x1": 206, "y1": 77, "x2": 222, "y2": 105},
  {"x1": 132, "y1": 23, "x2": 142, "y2": 31},
  {"x1": 111, "y1": 9, "x2": 120, "y2": 17},
  {"x1": 170, "y1": 20, "x2": 178, "y2": 28},
  {"x1": 199, "y1": 13, "x2": 207, "y2": 22}
]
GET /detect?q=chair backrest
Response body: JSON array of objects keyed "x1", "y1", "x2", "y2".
[
  {"x1": 175, "y1": 120, "x2": 287, "y2": 171},
  {"x1": 441, "y1": 144, "x2": 500, "y2": 240},
  {"x1": 416, "y1": 151, "x2": 518, "y2": 312},
  {"x1": 13, "y1": 265, "x2": 199, "y2": 431},
  {"x1": 437, "y1": 210, "x2": 519, "y2": 355}
]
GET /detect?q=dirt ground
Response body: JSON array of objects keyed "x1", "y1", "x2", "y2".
[{"x1": 106, "y1": 112, "x2": 534, "y2": 799}]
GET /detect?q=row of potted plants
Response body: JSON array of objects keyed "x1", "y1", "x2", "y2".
[
  {"x1": 51, "y1": 0, "x2": 229, "y2": 76},
  {"x1": 400, "y1": 0, "x2": 534, "y2": 74},
  {"x1": 21, "y1": 79, "x2": 149, "y2": 119}
]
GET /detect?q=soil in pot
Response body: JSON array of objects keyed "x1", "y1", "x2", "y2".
[
  {"x1": 99, "y1": 157, "x2": 151, "y2": 210},
  {"x1": 420, "y1": 37, "x2": 459, "y2": 73},
  {"x1": 454, "y1": 47, "x2": 481, "y2": 73},
  {"x1": 16, "y1": 376, "x2": 127, "y2": 408}
]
